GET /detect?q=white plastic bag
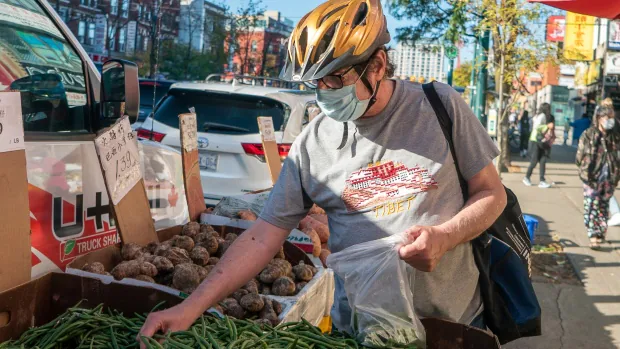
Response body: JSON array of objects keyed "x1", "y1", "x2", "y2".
[{"x1": 327, "y1": 234, "x2": 426, "y2": 348}]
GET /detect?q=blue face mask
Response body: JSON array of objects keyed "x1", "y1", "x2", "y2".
[{"x1": 316, "y1": 83, "x2": 370, "y2": 122}]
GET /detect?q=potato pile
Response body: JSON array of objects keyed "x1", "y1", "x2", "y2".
[
  {"x1": 81, "y1": 222, "x2": 319, "y2": 323},
  {"x1": 236, "y1": 205, "x2": 332, "y2": 267}
]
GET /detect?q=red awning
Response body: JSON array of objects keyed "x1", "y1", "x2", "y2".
[{"x1": 529, "y1": 0, "x2": 620, "y2": 20}]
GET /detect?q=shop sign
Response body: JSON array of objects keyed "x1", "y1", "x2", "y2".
[
  {"x1": 564, "y1": 12, "x2": 595, "y2": 61},
  {"x1": 610, "y1": 21, "x2": 620, "y2": 51}
]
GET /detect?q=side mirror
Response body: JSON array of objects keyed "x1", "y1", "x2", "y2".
[{"x1": 100, "y1": 59, "x2": 139, "y2": 129}]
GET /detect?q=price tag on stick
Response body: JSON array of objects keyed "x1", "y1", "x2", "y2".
[
  {"x1": 257, "y1": 116, "x2": 281, "y2": 184},
  {"x1": 179, "y1": 113, "x2": 206, "y2": 221},
  {"x1": 0, "y1": 92, "x2": 25, "y2": 153},
  {"x1": 95, "y1": 117, "x2": 141, "y2": 205}
]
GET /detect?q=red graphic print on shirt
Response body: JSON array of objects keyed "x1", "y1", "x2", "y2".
[{"x1": 341, "y1": 161, "x2": 438, "y2": 212}]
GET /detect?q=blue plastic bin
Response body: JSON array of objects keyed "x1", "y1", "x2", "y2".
[{"x1": 523, "y1": 215, "x2": 538, "y2": 242}]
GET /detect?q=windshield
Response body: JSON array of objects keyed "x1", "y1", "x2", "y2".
[
  {"x1": 0, "y1": 0, "x2": 88, "y2": 132},
  {"x1": 154, "y1": 89, "x2": 287, "y2": 135}
]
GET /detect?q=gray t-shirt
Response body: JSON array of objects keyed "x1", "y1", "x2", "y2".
[{"x1": 260, "y1": 80, "x2": 499, "y2": 331}]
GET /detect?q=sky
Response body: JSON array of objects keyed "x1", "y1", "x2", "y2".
[{"x1": 224, "y1": 0, "x2": 475, "y2": 66}]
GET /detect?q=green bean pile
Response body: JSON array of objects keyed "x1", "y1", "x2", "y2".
[{"x1": 0, "y1": 302, "x2": 361, "y2": 349}]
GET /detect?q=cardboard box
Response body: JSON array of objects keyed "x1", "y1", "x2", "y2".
[
  {"x1": 0, "y1": 274, "x2": 500, "y2": 348},
  {"x1": 0, "y1": 272, "x2": 183, "y2": 343}
]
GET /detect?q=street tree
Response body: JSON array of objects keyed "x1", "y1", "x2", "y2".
[
  {"x1": 386, "y1": 0, "x2": 562, "y2": 173},
  {"x1": 230, "y1": 0, "x2": 265, "y2": 75}
]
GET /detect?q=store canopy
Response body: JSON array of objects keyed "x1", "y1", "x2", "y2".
[{"x1": 528, "y1": 0, "x2": 620, "y2": 20}]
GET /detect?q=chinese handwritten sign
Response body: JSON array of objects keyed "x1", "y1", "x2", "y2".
[
  {"x1": 257, "y1": 117, "x2": 276, "y2": 142},
  {"x1": 564, "y1": 12, "x2": 595, "y2": 61},
  {"x1": 94, "y1": 117, "x2": 141, "y2": 205},
  {"x1": 0, "y1": 92, "x2": 25, "y2": 154},
  {"x1": 179, "y1": 113, "x2": 198, "y2": 152}
]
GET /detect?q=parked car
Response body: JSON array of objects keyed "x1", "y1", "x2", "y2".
[
  {"x1": 137, "y1": 82, "x2": 320, "y2": 205},
  {"x1": 134, "y1": 79, "x2": 176, "y2": 130},
  {"x1": 0, "y1": 0, "x2": 188, "y2": 278}
]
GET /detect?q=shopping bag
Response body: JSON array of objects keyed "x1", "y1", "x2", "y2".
[{"x1": 327, "y1": 234, "x2": 426, "y2": 348}]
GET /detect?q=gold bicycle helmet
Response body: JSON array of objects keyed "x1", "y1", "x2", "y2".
[{"x1": 280, "y1": 0, "x2": 391, "y2": 82}]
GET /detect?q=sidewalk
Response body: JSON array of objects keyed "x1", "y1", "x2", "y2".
[{"x1": 503, "y1": 142, "x2": 620, "y2": 349}]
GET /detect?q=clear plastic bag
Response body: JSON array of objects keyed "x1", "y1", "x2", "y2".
[{"x1": 327, "y1": 234, "x2": 426, "y2": 348}]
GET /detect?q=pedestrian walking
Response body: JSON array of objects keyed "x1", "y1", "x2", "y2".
[
  {"x1": 570, "y1": 113, "x2": 591, "y2": 147},
  {"x1": 576, "y1": 105, "x2": 620, "y2": 249},
  {"x1": 523, "y1": 103, "x2": 555, "y2": 188},
  {"x1": 138, "y1": 0, "x2": 508, "y2": 344},
  {"x1": 563, "y1": 117, "x2": 570, "y2": 146},
  {"x1": 518, "y1": 102, "x2": 531, "y2": 157}
]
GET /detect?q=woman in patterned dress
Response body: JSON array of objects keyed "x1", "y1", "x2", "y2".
[{"x1": 576, "y1": 105, "x2": 620, "y2": 249}]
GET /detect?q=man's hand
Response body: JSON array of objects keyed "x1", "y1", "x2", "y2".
[
  {"x1": 398, "y1": 225, "x2": 454, "y2": 272},
  {"x1": 137, "y1": 303, "x2": 200, "y2": 348}
]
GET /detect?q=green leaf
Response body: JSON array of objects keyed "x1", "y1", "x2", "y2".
[{"x1": 64, "y1": 240, "x2": 76, "y2": 255}]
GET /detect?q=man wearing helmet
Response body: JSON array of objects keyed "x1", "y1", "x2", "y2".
[{"x1": 139, "y1": 0, "x2": 506, "y2": 342}]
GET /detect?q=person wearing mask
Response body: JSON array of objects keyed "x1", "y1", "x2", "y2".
[
  {"x1": 518, "y1": 102, "x2": 531, "y2": 157},
  {"x1": 523, "y1": 103, "x2": 555, "y2": 188},
  {"x1": 576, "y1": 105, "x2": 620, "y2": 249},
  {"x1": 138, "y1": 0, "x2": 507, "y2": 343}
]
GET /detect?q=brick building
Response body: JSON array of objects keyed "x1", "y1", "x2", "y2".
[
  {"x1": 48, "y1": 0, "x2": 180, "y2": 69},
  {"x1": 230, "y1": 10, "x2": 293, "y2": 77}
]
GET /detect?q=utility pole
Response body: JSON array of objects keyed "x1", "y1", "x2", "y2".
[{"x1": 474, "y1": 29, "x2": 490, "y2": 125}]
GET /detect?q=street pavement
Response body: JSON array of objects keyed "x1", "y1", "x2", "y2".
[{"x1": 502, "y1": 137, "x2": 620, "y2": 349}]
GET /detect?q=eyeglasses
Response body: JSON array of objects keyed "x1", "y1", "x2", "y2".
[{"x1": 304, "y1": 61, "x2": 371, "y2": 90}]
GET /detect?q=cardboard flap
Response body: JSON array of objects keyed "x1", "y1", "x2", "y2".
[
  {"x1": 179, "y1": 113, "x2": 206, "y2": 221},
  {"x1": 0, "y1": 149, "x2": 31, "y2": 292},
  {"x1": 112, "y1": 180, "x2": 159, "y2": 245}
]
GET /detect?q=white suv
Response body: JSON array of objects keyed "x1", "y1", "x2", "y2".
[{"x1": 136, "y1": 82, "x2": 319, "y2": 205}]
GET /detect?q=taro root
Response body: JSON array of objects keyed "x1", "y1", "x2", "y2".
[
  {"x1": 151, "y1": 256, "x2": 174, "y2": 273},
  {"x1": 243, "y1": 279, "x2": 259, "y2": 294},
  {"x1": 217, "y1": 240, "x2": 232, "y2": 257},
  {"x1": 200, "y1": 224, "x2": 216, "y2": 235},
  {"x1": 259, "y1": 298, "x2": 279, "y2": 326},
  {"x1": 193, "y1": 232, "x2": 210, "y2": 245},
  {"x1": 172, "y1": 263, "x2": 200, "y2": 293},
  {"x1": 145, "y1": 242, "x2": 160, "y2": 254},
  {"x1": 190, "y1": 264, "x2": 209, "y2": 282},
  {"x1": 181, "y1": 222, "x2": 200, "y2": 239},
  {"x1": 224, "y1": 233, "x2": 238, "y2": 242},
  {"x1": 309, "y1": 265, "x2": 318, "y2": 275},
  {"x1": 140, "y1": 262, "x2": 158, "y2": 277},
  {"x1": 232, "y1": 289, "x2": 250, "y2": 302},
  {"x1": 204, "y1": 265, "x2": 216, "y2": 274},
  {"x1": 255, "y1": 318, "x2": 272, "y2": 328},
  {"x1": 261, "y1": 285, "x2": 271, "y2": 295},
  {"x1": 111, "y1": 260, "x2": 141, "y2": 280},
  {"x1": 259, "y1": 265, "x2": 285, "y2": 284},
  {"x1": 272, "y1": 300, "x2": 283, "y2": 316},
  {"x1": 82, "y1": 262, "x2": 105, "y2": 275},
  {"x1": 198, "y1": 235, "x2": 220, "y2": 255},
  {"x1": 293, "y1": 261, "x2": 314, "y2": 282},
  {"x1": 160, "y1": 247, "x2": 191, "y2": 266},
  {"x1": 207, "y1": 257, "x2": 220, "y2": 266},
  {"x1": 172, "y1": 235, "x2": 195, "y2": 252},
  {"x1": 295, "y1": 282, "x2": 308, "y2": 294},
  {"x1": 190, "y1": 246, "x2": 210, "y2": 266},
  {"x1": 270, "y1": 259, "x2": 292, "y2": 276},
  {"x1": 121, "y1": 243, "x2": 146, "y2": 261},
  {"x1": 272, "y1": 277, "x2": 296, "y2": 296},
  {"x1": 154, "y1": 243, "x2": 172, "y2": 257},
  {"x1": 274, "y1": 246, "x2": 285, "y2": 260},
  {"x1": 222, "y1": 298, "x2": 246, "y2": 319},
  {"x1": 134, "y1": 275, "x2": 155, "y2": 283},
  {"x1": 240, "y1": 293, "x2": 265, "y2": 312}
]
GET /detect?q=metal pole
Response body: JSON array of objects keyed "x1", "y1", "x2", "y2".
[
  {"x1": 475, "y1": 30, "x2": 490, "y2": 125},
  {"x1": 469, "y1": 39, "x2": 479, "y2": 108},
  {"x1": 447, "y1": 58, "x2": 455, "y2": 86}
]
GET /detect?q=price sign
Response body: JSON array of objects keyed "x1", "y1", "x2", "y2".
[
  {"x1": 257, "y1": 117, "x2": 276, "y2": 142},
  {"x1": 94, "y1": 117, "x2": 141, "y2": 205},
  {"x1": 0, "y1": 92, "x2": 25, "y2": 154},
  {"x1": 180, "y1": 113, "x2": 198, "y2": 152}
]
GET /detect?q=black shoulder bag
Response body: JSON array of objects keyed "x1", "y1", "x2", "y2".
[{"x1": 422, "y1": 82, "x2": 542, "y2": 344}]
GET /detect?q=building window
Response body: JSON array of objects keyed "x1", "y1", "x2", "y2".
[
  {"x1": 121, "y1": 0, "x2": 128, "y2": 18},
  {"x1": 78, "y1": 21, "x2": 85, "y2": 43},
  {"x1": 87, "y1": 22, "x2": 95, "y2": 45},
  {"x1": 108, "y1": 27, "x2": 116, "y2": 50},
  {"x1": 58, "y1": 7, "x2": 68, "y2": 21},
  {"x1": 119, "y1": 28, "x2": 126, "y2": 52},
  {"x1": 251, "y1": 40, "x2": 257, "y2": 52},
  {"x1": 111, "y1": 0, "x2": 118, "y2": 15}
]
